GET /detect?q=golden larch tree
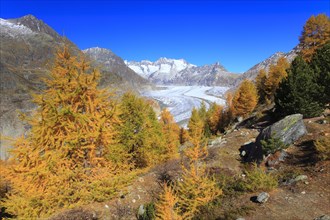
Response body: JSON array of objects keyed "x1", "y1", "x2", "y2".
[
  {"x1": 1, "y1": 47, "x2": 132, "y2": 219},
  {"x1": 176, "y1": 133, "x2": 222, "y2": 219},
  {"x1": 299, "y1": 14, "x2": 330, "y2": 61},
  {"x1": 264, "y1": 57, "x2": 290, "y2": 101},
  {"x1": 255, "y1": 69, "x2": 267, "y2": 103},
  {"x1": 155, "y1": 183, "x2": 182, "y2": 220},
  {"x1": 187, "y1": 108, "x2": 204, "y2": 143},
  {"x1": 160, "y1": 108, "x2": 180, "y2": 159},
  {"x1": 118, "y1": 92, "x2": 166, "y2": 168},
  {"x1": 206, "y1": 103, "x2": 223, "y2": 135},
  {"x1": 232, "y1": 79, "x2": 258, "y2": 118}
]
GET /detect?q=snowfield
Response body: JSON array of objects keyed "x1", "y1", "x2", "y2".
[{"x1": 142, "y1": 86, "x2": 229, "y2": 125}]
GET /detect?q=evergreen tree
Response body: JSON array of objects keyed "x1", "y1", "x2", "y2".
[
  {"x1": 310, "y1": 42, "x2": 330, "y2": 104},
  {"x1": 1, "y1": 48, "x2": 132, "y2": 218},
  {"x1": 275, "y1": 56, "x2": 323, "y2": 118},
  {"x1": 299, "y1": 14, "x2": 330, "y2": 61},
  {"x1": 232, "y1": 79, "x2": 259, "y2": 118}
]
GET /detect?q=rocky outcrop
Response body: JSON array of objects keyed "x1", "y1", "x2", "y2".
[
  {"x1": 256, "y1": 114, "x2": 307, "y2": 147},
  {"x1": 240, "y1": 114, "x2": 307, "y2": 163}
]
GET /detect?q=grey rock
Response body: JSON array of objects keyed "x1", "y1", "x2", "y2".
[
  {"x1": 278, "y1": 150, "x2": 289, "y2": 162},
  {"x1": 137, "y1": 204, "x2": 145, "y2": 216},
  {"x1": 294, "y1": 175, "x2": 308, "y2": 182},
  {"x1": 256, "y1": 114, "x2": 307, "y2": 148},
  {"x1": 236, "y1": 218, "x2": 245, "y2": 220},
  {"x1": 315, "y1": 215, "x2": 330, "y2": 220},
  {"x1": 237, "y1": 116, "x2": 244, "y2": 123},
  {"x1": 256, "y1": 192, "x2": 270, "y2": 203}
]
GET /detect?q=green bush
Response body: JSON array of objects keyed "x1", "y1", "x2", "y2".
[
  {"x1": 137, "y1": 202, "x2": 156, "y2": 220},
  {"x1": 261, "y1": 138, "x2": 287, "y2": 155}
]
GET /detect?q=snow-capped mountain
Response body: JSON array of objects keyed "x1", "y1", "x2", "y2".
[
  {"x1": 125, "y1": 58, "x2": 196, "y2": 83},
  {"x1": 125, "y1": 58, "x2": 238, "y2": 86}
]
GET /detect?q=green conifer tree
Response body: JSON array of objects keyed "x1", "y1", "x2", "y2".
[{"x1": 275, "y1": 56, "x2": 323, "y2": 118}]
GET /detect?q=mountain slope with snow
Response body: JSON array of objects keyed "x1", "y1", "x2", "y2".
[{"x1": 125, "y1": 58, "x2": 239, "y2": 86}]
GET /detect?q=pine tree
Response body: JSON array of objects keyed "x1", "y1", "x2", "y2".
[
  {"x1": 160, "y1": 108, "x2": 180, "y2": 159},
  {"x1": 232, "y1": 79, "x2": 259, "y2": 118},
  {"x1": 310, "y1": 42, "x2": 330, "y2": 104},
  {"x1": 1, "y1": 47, "x2": 132, "y2": 218},
  {"x1": 275, "y1": 56, "x2": 323, "y2": 118},
  {"x1": 155, "y1": 183, "x2": 182, "y2": 220},
  {"x1": 299, "y1": 14, "x2": 330, "y2": 61}
]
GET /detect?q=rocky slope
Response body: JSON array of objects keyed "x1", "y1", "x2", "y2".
[
  {"x1": 83, "y1": 47, "x2": 151, "y2": 90},
  {"x1": 0, "y1": 15, "x2": 150, "y2": 159},
  {"x1": 234, "y1": 47, "x2": 299, "y2": 85},
  {"x1": 125, "y1": 58, "x2": 239, "y2": 86}
]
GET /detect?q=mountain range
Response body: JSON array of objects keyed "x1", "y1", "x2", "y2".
[
  {"x1": 125, "y1": 58, "x2": 239, "y2": 86},
  {"x1": 123, "y1": 48, "x2": 298, "y2": 86}
]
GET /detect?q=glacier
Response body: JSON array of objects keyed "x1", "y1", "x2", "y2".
[{"x1": 142, "y1": 86, "x2": 229, "y2": 126}]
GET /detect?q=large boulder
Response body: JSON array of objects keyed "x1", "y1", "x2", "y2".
[{"x1": 256, "y1": 114, "x2": 307, "y2": 147}]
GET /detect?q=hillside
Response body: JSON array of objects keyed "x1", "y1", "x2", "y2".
[
  {"x1": 48, "y1": 114, "x2": 330, "y2": 220},
  {"x1": 234, "y1": 47, "x2": 299, "y2": 85},
  {"x1": 0, "y1": 15, "x2": 151, "y2": 159},
  {"x1": 83, "y1": 47, "x2": 151, "y2": 90}
]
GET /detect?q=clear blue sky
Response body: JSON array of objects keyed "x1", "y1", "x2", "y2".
[{"x1": 1, "y1": 0, "x2": 329, "y2": 72}]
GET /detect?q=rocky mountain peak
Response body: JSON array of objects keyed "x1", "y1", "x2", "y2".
[{"x1": 9, "y1": 14, "x2": 62, "y2": 40}]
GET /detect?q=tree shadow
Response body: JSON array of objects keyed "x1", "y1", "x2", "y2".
[
  {"x1": 285, "y1": 140, "x2": 318, "y2": 167},
  {"x1": 239, "y1": 142, "x2": 263, "y2": 163}
]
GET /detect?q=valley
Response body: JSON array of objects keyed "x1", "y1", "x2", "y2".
[{"x1": 143, "y1": 86, "x2": 228, "y2": 125}]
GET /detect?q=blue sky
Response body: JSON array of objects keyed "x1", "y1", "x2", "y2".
[{"x1": 1, "y1": 0, "x2": 329, "y2": 72}]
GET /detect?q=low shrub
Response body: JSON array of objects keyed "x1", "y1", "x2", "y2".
[
  {"x1": 137, "y1": 202, "x2": 156, "y2": 220},
  {"x1": 261, "y1": 137, "x2": 287, "y2": 155},
  {"x1": 314, "y1": 135, "x2": 330, "y2": 160},
  {"x1": 237, "y1": 164, "x2": 278, "y2": 192}
]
